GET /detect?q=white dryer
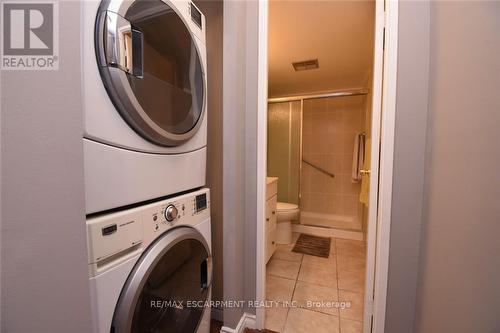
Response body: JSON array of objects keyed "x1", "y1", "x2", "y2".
[
  {"x1": 86, "y1": 188, "x2": 212, "y2": 333},
  {"x1": 82, "y1": 0, "x2": 208, "y2": 214}
]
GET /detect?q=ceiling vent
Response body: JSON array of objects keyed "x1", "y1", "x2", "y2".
[{"x1": 292, "y1": 59, "x2": 319, "y2": 71}]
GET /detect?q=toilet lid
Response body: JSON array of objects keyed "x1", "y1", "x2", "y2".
[{"x1": 277, "y1": 202, "x2": 299, "y2": 211}]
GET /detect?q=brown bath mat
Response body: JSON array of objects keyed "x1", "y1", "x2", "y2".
[{"x1": 292, "y1": 234, "x2": 331, "y2": 258}]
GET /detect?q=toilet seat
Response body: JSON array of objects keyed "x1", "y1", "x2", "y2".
[
  {"x1": 276, "y1": 202, "x2": 300, "y2": 223},
  {"x1": 275, "y1": 202, "x2": 299, "y2": 244},
  {"x1": 277, "y1": 202, "x2": 299, "y2": 211}
]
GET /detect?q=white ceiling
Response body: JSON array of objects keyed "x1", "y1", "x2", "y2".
[{"x1": 268, "y1": 1, "x2": 375, "y2": 97}]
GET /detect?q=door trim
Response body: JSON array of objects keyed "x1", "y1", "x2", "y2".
[
  {"x1": 220, "y1": 312, "x2": 257, "y2": 333},
  {"x1": 255, "y1": 0, "x2": 269, "y2": 329},
  {"x1": 366, "y1": 1, "x2": 399, "y2": 332},
  {"x1": 112, "y1": 226, "x2": 211, "y2": 333}
]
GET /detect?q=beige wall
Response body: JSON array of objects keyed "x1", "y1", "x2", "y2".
[
  {"x1": 384, "y1": 1, "x2": 430, "y2": 331},
  {"x1": 222, "y1": 0, "x2": 264, "y2": 327},
  {"x1": 301, "y1": 96, "x2": 366, "y2": 226},
  {"x1": 1, "y1": 2, "x2": 92, "y2": 331},
  {"x1": 414, "y1": 2, "x2": 500, "y2": 332},
  {"x1": 194, "y1": 0, "x2": 224, "y2": 315},
  {"x1": 386, "y1": 1, "x2": 500, "y2": 332}
]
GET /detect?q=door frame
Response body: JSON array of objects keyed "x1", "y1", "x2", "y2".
[
  {"x1": 255, "y1": 0, "x2": 269, "y2": 329},
  {"x1": 255, "y1": 1, "x2": 399, "y2": 332},
  {"x1": 363, "y1": 0, "x2": 399, "y2": 332}
]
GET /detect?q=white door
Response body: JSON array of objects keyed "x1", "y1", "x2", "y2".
[{"x1": 363, "y1": 0, "x2": 399, "y2": 332}]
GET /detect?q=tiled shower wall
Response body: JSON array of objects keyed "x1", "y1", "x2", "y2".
[{"x1": 301, "y1": 95, "x2": 367, "y2": 227}]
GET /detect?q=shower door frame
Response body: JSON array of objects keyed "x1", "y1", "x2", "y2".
[
  {"x1": 268, "y1": 89, "x2": 370, "y2": 234},
  {"x1": 255, "y1": 1, "x2": 399, "y2": 333},
  {"x1": 266, "y1": 99, "x2": 304, "y2": 206}
]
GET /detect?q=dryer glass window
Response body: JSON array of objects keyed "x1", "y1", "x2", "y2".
[
  {"x1": 131, "y1": 238, "x2": 209, "y2": 332},
  {"x1": 125, "y1": 0, "x2": 204, "y2": 136}
]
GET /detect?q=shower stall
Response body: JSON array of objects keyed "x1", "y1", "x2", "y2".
[{"x1": 267, "y1": 90, "x2": 369, "y2": 233}]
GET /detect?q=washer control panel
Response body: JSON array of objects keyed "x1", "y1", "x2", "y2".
[
  {"x1": 148, "y1": 189, "x2": 210, "y2": 236},
  {"x1": 86, "y1": 188, "x2": 210, "y2": 277}
]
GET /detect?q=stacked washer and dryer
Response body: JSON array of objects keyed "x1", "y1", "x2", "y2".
[{"x1": 82, "y1": 1, "x2": 212, "y2": 332}]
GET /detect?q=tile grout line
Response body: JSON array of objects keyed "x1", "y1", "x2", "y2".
[
  {"x1": 271, "y1": 235, "x2": 367, "y2": 332},
  {"x1": 267, "y1": 272, "x2": 298, "y2": 281},
  {"x1": 283, "y1": 238, "x2": 343, "y2": 326},
  {"x1": 281, "y1": 250, "x2": 303, "y2": 333},
  {"x1": 337, "y1": 237, "x2": 368, "y2": 328}
]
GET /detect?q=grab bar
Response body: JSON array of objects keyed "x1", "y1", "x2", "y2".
[{"x1": 302, "y1": 159, "x2": 335, "y2": 178}]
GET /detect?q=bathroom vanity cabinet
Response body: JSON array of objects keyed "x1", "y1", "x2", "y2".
[{"x1": 266, "y1": 177, "x2": 278, "y2": 263}]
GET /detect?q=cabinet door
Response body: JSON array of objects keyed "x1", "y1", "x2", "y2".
[
  {"x1": 265, "y1": 195, "x2": 278, "y2": 263},
  {"x1": 266, "y1": 194, "x2": 278, "y2": 233},
  {"x1": 269, "y1": 195, "x2": 277, "y2": 228},
  {"x1": 266, "y1": 225, "x2": 277, "y2": 263}
]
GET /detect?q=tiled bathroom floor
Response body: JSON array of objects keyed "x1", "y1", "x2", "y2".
[{"x1": 265, "y1": 233, "x2": 366, "y2": 333}]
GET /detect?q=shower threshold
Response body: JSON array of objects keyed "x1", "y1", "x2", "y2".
[
  {"x1": 292, "y1": 223, "x2": 364, "y2": 241},
  {"x1": 300, "y1": 211, "x2": 362, "y2": 231}
]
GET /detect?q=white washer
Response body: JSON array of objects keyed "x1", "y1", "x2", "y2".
[
  {"x1": 87, "y1": 188, "x2": 212, "y2": 333},
  {"x1": 82, "y1": 0, "x2": 208, "y2": 214}
]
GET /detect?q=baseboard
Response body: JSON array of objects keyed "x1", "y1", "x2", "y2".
[
  {"x1": 292, "y1": 224, "x2": 364, "y2": 241},
  {"x1": 220, "y1": 312, "x2": 256, "y2": 333}
]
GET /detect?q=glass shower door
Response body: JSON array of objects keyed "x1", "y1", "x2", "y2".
[
  {"x1": 267, "y1": 101, "x2": 301, "y2": 205},
  {"x1": 301, "y1": 96, "x2": 365, "y2": 231}
]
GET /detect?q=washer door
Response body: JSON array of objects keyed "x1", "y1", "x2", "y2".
[
  {"x1": 96, "y1": 0, "x2": 205, "y2": 147},
  {"x1": 112, "y1": 227, "x2": 211, "y2": 333}
]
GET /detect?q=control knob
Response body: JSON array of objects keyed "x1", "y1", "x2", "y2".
[{"x1": 164, "y1": 204, "x2": 178, "y2": 222}]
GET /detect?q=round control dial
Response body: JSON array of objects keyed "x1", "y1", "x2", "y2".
[{"x1": 164, "y1": 204, "x2": 178, "y2": 222}]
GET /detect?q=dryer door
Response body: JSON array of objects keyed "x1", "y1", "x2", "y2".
[
  {"x1": 112, "y1": 227, "x2": 211, "y2": 333},
  {"x1": 96, "y1": 0, "x2": 205, "y2": 147}
]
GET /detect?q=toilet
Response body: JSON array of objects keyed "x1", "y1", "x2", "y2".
[{"x1": 276, "y1": 202, "x2": 300, "y2": 244}]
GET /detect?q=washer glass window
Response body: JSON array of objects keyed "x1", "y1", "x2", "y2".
[
  {"x1": 112, "y1": 228, "x2": 211, "y2": 333},
  {"x1": 136, "y1": 239, "x2": 208, "y2": 332}
]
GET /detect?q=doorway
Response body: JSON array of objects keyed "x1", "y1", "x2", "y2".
[{"x1": 255, "y1": 1, "x2": 399, "y2": 333}]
